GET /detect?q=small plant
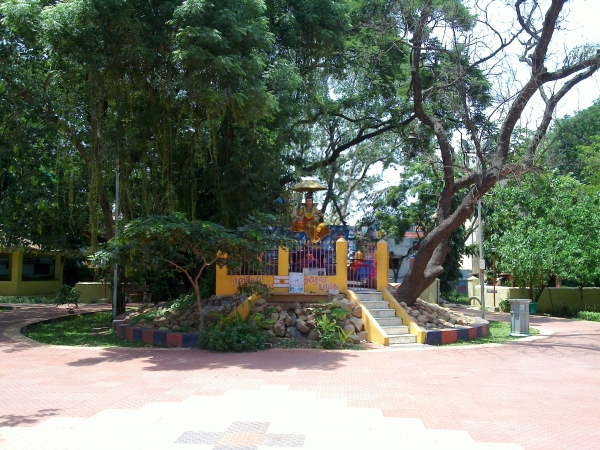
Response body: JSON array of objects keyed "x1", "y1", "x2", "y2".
[
  {"x1": 198, "y1": 319, "x2": 266, "y2": 352},
  {"x1": 53, "y1": 284, "x2": 80, "y2": 313},
  {"x1": 499, "y1": 299, "x2": 511, "y2": 313},
  {"x1": 236, "y1": 280, "x2": 271, "y2": 299},
  {"x1": 315, "y1": 314, "x2": 341, "y2": 349},
  {"x1": 170, "y1": 293, "x2": 196, "y2": 311},
  {"x1": 251, "y1": 310, "x2": 276, "y2": 330},
  {"x1": 337, "y1": 326, "x2": 355, "y2": 346}
]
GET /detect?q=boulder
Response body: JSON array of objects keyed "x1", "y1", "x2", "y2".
[
  {"x1": 349, "y1": 317, "x2": 364, "y2": 332},
  {"x1": 256, "y1": 297, "x2": 267, "y2": 306},
  {"x1": 273, "y1": 320, "x2": 286, "y2": 337},
  {"x1": 286, "y1": 326, "x2": 301, "y2": 339},
  {"x1": 352, "y1": 306, "x2": 363, "y2": 318},
  {"x1": 339, "y1": 299, "x2": 354, "y2": 311},
  {"x1": 357, "y1": 331, "x2": 368, "y2": 342},
  {"x1": 307, "y1": 329, "x2": 321, "y2": 340},
  {"x1": 343, "y1": 324, "x2": 355, "y2": 335},
  {"x1": 296, "y1": 319, "x2": 311, "y2": 334}
]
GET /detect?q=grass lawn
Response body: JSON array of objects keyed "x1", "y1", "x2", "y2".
[
  {"x1": 447, "y1": 320, "x2": 539, "y2": 346},
  {"x1": 23, "y1": 311, "x2": 158, "y2": 348}
]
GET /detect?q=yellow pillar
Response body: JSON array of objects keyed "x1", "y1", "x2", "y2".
[
  {"x1": 215, "y1": 263, "x2": 229, "y2": 296},
  {"x1": 376, "y1": 239, "x2": 389, "y2": 291},
  {"x1": 336, "y1": 237, "x2": 348, "y2": 293},
  {"x1": 278, "y1": 246, "x2": 289, "y2": 276}
]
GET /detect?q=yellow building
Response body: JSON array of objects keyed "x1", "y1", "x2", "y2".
[{"x1": 0, "y1": 248, "x2": 65, "y2": 297}]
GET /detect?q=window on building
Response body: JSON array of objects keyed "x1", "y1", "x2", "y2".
[
  {"x1": 22, "y1": 255, "x2": 56, "y2": 281},
  {"x1": 0, "y1": 254, "x2": 10, "y2": 281}
]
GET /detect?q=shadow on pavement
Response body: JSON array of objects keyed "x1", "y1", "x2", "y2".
[
  {"x1": 0, "y1": 409, "x2": 61, "y2": 427},
  {"x1": 65, "y1": 346, "x2": 358, "y2": 373}
]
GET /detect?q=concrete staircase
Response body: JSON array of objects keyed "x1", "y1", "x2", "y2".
[{"x1": 355, "y1": 291, "x2": 417, "y2": 345}]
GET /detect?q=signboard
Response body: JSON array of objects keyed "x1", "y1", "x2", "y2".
[
  {"x1": 273, "y1": 276, "x2": 289, "y2": 289},
  {"x1": 289, "y1": 272, "x2": 304, "y2": 293}
]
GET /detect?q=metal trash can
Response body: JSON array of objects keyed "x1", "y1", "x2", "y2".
[{"x1": 508, "y1": 299, "x2": 531, "y2": 336}]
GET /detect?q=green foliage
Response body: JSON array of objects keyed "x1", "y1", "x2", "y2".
[
  {"x1": 236, "y1": 280, "x2": 271, "y2": 299},
  {"x1": 91, "y1": 213, "x2": 293, "y2": 326},
  {"x1": 544, "y1": 99, "x2": 600, "y2": 180},
  {"x1": 198, "y1": 321, "x2": 266, "y2": 352},
  {"x1": 53, "y1": 284, "x2": 80, "y2": 310},
  {"x1": 577, "y1": 311, "x2": 600, "y2": 322},
  {"x1": 499, "y1": 299, "x2": 511, "y2": 313},
  {"x1": 486, "y1": 172, "x2": 600, "y2": 301}
]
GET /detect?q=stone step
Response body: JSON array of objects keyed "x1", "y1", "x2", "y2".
[
  {"x1": 374, "y1": 316, "x2": 404, "y2": 326},
  {"x1": 381, "y1": 325, "x2": 409, "y2": 335},
  {"x1": 360, "y1": 300, "x2": 389, "y2": 309},
  {"x1": 369, "y1": 308, "x2": 397, "y2": 318},
  {"x1": 354, "y1": 291, "x2": 383, "y2": 301},
  {"x1": 388, "y1": 334, "x2": 418, "y2": 344}
]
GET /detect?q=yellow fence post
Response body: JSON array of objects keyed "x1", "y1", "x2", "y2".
[
  {"x1": 278, "y1": 246, "x2": 289, "y2": 276},
  {"x1": 376, "y1": 239, "x2": 388, "y2": 291},
  {"x1": 336, "y1": 237, "x2": 348, "y2": 293}
]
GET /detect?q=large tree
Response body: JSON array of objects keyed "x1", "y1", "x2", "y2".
[{"x1": 306, "y1": 0, "x2": 600, "y2": 306}]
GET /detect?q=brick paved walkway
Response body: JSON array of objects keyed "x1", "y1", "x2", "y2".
[{"x1": 1, "y1": 304, "x2": 599, "y2": 449}]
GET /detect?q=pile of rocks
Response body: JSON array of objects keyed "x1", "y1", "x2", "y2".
[
  {"x1": 124, "y1": 295, "x2": 243, "y2": 332},
  {"x1": 400, "y1": 299, "x2": 479, "y2": 330},
  {"x1": 249, "y1": 297, "x2": 368, "y2": 344}
]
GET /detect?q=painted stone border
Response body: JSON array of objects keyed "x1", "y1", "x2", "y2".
[
  {"x1": 112, "y1": 318, "x2": 199, "y2": 348},
  {"x1": 423, "y1": 319, "x2": 489, "y2": 345}
]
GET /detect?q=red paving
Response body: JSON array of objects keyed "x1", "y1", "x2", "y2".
[{"x1": 1, "y1": 304, "x2": 600, "y2": 449}]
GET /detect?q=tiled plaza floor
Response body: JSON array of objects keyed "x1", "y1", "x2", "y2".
[{"x1": 1, "y1": 304, "x2": 599, "y2": 449}]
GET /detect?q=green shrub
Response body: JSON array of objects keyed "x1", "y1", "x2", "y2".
[
  {"x1": 499, "y1": 299, "x2": 511, "y2": 313},
  {"x1": 198, "y1": 321, "x2": 266, "y2": 352},
  {"x1": 53, "y1": 284, "x2": 80, "y2": 310},
  {"x1": 577, "y1": 311, "x2": 600, "y2": 322},
  {"x1": 0, "y1": 296, "x2": 54, "y2": 304},
  {"x1": 443, "y1": 290, "x2": 469, "y2": 304}
]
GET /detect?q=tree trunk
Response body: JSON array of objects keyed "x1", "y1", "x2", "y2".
[
  {"x1": 192, "y1": 282, "x2": 205, "y2": 332},
  {"x1": 394, "y1": 181, "x2": 488, "y2": 306},
  {"x1": 101, "y1": 192, "x2": 115, "y2": 241}
]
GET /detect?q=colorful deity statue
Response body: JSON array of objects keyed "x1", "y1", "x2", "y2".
[{"x1": 290, "y1": 193, "x2": 330, "y2": 243}]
